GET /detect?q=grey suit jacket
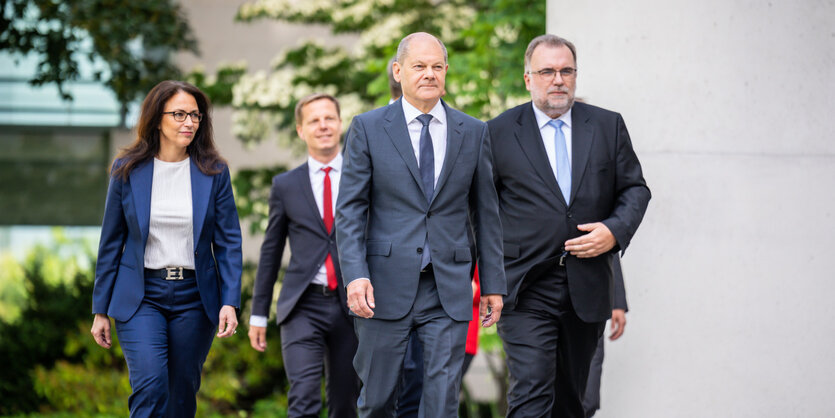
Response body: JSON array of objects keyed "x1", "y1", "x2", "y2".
[{"x1": 336, "y1": 99, "x2": 506, "y2": 321}]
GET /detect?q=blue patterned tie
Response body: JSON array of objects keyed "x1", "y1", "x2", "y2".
[
  {"x1": 417, "y1": 114, "x2": 434, "y2": 202},
  {"x1": 417, "y1": 114, "x2": 434, "y2": 270},
  {"x1": 549, "y1": 119, "x2": 571, "y2": 203}
]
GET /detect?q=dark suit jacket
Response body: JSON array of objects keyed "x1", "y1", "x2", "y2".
[
  {"x1": 488, "y1": 101, "x2": 650, "y2": 323},
  {"x1": 92, "y1": 158, "x2": 243, "y2": 324},
  {"x1": 336, "y1": 99, "x2": 506, "y2": 321},
  {"x1": 251, "y1": 163, "x2": 348, "y2": 325},
  {"x1": 613, "y1": 255, "x2": 628, "y2": 312}
]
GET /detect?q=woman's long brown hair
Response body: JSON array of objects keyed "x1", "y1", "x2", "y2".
[{"x1": 111, "y1": 80, "x2": 226, "y2": 180}]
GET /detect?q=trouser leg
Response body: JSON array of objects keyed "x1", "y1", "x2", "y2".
[
  {"x1": 551, "y1": 307, "x2": 604, "y2": 418},
  {"x1": 582, "y1": 334, "x2": 605, "y2": 417},
  {"x1": 324, "y1": 293, "x2": 360, "y2": 418},
  {"x1": 166, "y1": 280, "x2": 215, "y2": 418},
  {"x1": 395, "y1": 330, "x2": 422, "y2": 418},
  {"x1": 353, "y1": 315, "x2": 412, "y2": 418},
  {"x1": 413, "y1": 269, "x2": 468, "y2": 418},
  {"x1": 115, "y1": 281, "x2": 170, "y2": 418},
  {"x1": 281, "y1": 291, "x2": 331, "y2": 418},
  {"x1": 498, "y1": 306, "x2": 559, "y2": 418}
]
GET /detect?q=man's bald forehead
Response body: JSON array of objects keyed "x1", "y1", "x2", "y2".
[{"x1": 396, "y1": 32, "x2": 448, "y2": 64}]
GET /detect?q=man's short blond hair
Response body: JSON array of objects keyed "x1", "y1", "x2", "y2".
[{"x1": 294, "y1": 93, "x2": 341, "y2": 125}]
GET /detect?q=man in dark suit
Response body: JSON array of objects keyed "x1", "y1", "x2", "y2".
[
  {"x1": 488, "y1": 34, "x2": 651, "y2": 417},
  {"x1": 336, "y1": 32, "x2": 506, "y2": 417},
  {"x1": 583, "y1": 255, "x2": 628, "y2": 418},
  {"x1": 249, "y1": 93, "x2": 359, "y2": 418}
]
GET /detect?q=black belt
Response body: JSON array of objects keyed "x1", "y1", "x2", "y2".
[
  {"x1": 420, "y1": 263, "x2": 433, "y2": 273},
  {"x1": 308, "y1": 283, "x2": 336, "y2": 296},
  {"x1": 144, "y1": 267, "x2": 196, "y2": 280}
]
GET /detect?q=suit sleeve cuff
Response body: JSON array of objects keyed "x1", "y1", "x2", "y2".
[
  {"x1": 348, "y1": 277, "x2": 370, "y2": 286},
  {"x1": 249, "y1": 315, "x2": 268, "y2": 327}
]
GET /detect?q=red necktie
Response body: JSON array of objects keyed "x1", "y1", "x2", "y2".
[{"x1": 322, "y1": 167, "x2": 338, "y2": 290}]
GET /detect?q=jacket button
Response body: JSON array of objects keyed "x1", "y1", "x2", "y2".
[
  {"x1": 417, "y1": 248, "x2": 423, "y2": 254},
  {"x1": 194, "y1": 250, "x2": 198, "y2": 255}
]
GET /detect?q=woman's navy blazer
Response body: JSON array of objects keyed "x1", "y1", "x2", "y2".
[{"x1": 92, "y1": 158, "x2": 243, "y2": 324}]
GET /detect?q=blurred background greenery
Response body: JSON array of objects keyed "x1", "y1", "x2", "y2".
[
  {"x1": 1, "y1": 0, "x2": 543, "y2": 415},
  {"x1": 0, "y1": 231, "x2": 289, "y2": 417}
]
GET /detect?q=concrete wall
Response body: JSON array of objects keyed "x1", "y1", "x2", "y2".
[{"x1": 547, "y1": 0, "x2": 835, "y2": 416}]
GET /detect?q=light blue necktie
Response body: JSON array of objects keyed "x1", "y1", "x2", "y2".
[{"x1": 549, "y1": 119, "x2": 571, "y2": 203}]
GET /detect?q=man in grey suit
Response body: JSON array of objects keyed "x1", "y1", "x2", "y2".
[
  {"x1": 488, "y1": 35, "x2": 650, "y2": 417},
  {"x1": 336, "y1": 32, "x2": 506, "y2": 417}
]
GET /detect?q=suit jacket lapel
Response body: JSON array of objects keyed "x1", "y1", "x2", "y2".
[
  {"x1": 383, "y1": 98, "x2": 427, "y2": 198},
  {"x1": 297, "y1": 163, "x2": 330, "y2": 236},
  {"x1": 130, "y1": 159, "x2": 153, "y2": 246},
  {"x1": 431, "y1": 100, "x2": 464, "y2": 205},
  {"x1": 569, "y1": 105, "x2": 594, "y2": 208},
  {"x1": 191, "y1": 160, "x2": 212, "y2": 249},
  {"x1": 514, "y1": 104, "x2": 566, "y2": 206}
]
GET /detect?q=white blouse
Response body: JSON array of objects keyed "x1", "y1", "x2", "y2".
[{"x1": 144, "y1": 157, "x2": 195, "y2": 269}]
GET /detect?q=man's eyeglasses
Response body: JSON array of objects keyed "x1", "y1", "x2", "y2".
[
  {"x1": 527, "y1": 67, "x2": 577, "y2": 81},
  {"x1": 162, "y1": 111, "x2": 203, "y2": 123}
]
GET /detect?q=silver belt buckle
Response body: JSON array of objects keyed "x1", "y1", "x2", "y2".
[
  {"x1": 559, "y1": 252, "x2": 567, "y2": 267},
  {"x1": 165, "y1": 266, "x2": 184, "y2": 280}
]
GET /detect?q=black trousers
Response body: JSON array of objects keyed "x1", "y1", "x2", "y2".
[
  {"x1": 498, "y1": 266, "x2": 605, "y2": 418},
  {"x1": 582, "y1": 334, "x2": 605, "y2": 417},
  {"x1": 280, "y1": 285, "x2": 359, "y2": 418}
]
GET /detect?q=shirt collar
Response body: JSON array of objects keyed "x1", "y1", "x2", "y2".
[
  {"x1": 402, "y1": 97, "x2": 446, "y2": 126},
  {"x1": 308, "y1": 153, "x2": 343, "y2": 174},
  {"x1": 532, "y1": 102, "x2": 572, "y2": 130}
]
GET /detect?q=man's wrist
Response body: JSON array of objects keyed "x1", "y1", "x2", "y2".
[{"x1": 249, "y1": 315, "x2": 268, "y2": 328}]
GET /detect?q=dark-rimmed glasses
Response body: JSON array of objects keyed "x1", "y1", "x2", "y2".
[
  {"x1": 527, "y1": 67, "x2": 577, "y2": 82},
  {"x1": 162, "y1": 111, "x2": 203, "y2": 123}
]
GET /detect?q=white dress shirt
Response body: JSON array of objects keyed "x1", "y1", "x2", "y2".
[
  {"x1": 144, "y1": 158, "x2": 194, "y2": 269},
  {"x1": 402, "y1": 97, "x2": 447, "y2": 186},
  {"x1": 250, "y1": 154, "x2": 342, "y2": 328},
  {"x1": 532, "y1": 103, "x2": 573, "y2": 181}
]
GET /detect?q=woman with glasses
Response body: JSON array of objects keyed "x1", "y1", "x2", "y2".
[{"x1": 90, "y1": 80, "x2": 242, "y2": 417}]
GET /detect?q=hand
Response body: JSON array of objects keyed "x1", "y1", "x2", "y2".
[
  {"x1": 248, "y1": 325, "x2": 267, "y2": 352},
  {"x1": 217, "y1": 305, "x2": 238, "y2": 338},
  {"x1": 609, "y1": 309, "x2": 627, "y2": 341},
  {"x1": 347, "y1": 279, "x2": 375, "y2": 318},
  {"x1": 91, "y1": 313, "x2": 112, "y2": 349},
  {"x1": 479, "y1": 294, "x2": 503, "y2": 328},
  {"x1": 564, "y1": 222, "x2": 616, "y2": 258}
]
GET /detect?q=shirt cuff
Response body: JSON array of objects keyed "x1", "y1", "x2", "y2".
[
  {"x1": 349, "y1": 277, "x2": 370, "y2": 285},
  {"x1": 249, "y1": 315, "x2": 268, "y2": 328}
]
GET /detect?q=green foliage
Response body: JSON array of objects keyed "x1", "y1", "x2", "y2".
[
  {"x1": 195, "y1": 0, "x2": 544, "y2": 152},
  {"x1": 0, "y1": 236, "x2": 290, "y2": 416},
  {"x1": 232, "y1": 165, "x2": 289, "y2": 235},
  {"x1": 0, "y1": 0, "x2": 198, "y2": 117},
  {"x1": 0, "y1": 240, "x2": 97, "y2": 414},
  {"x1": 187, "y1": 62, "x2": 248, "y2": 107},
  {"x1": 0, "y1": 253, "x2": 26, "y2": 323}
]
